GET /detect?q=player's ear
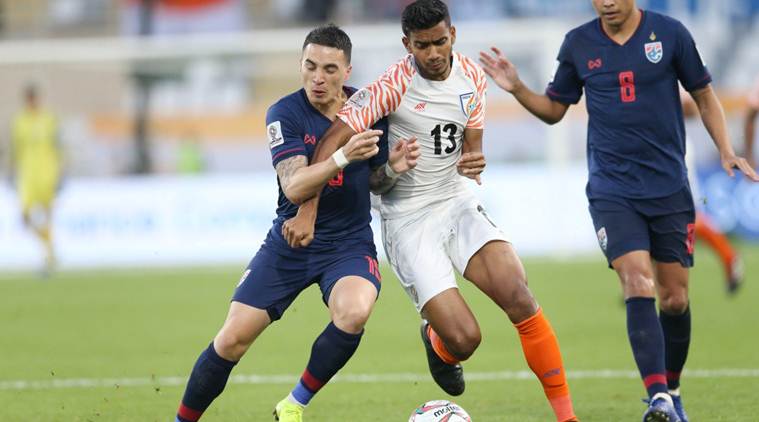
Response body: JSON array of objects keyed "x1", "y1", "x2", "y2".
[
  {"x1": 402, "y1": 36, "x2": 412, "y2": 54},
  {"x1": 450, "y1": 25, "x2": 456, "y2": 46},
  {"x1": 298, "y1": 52, "x2": 306, "y2": 70},
  {"x1": 344, "y1": 64, "x2": 352, "y2": 81}
]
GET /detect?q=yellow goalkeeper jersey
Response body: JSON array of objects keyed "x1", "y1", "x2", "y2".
[{"x1": 12, "y1": 109, "x2": 60, "y2": 207}]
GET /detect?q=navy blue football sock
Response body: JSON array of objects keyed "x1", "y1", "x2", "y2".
[
  {"x1": 291, "y1": 322, "x2": 363, "y2": 406},
  {"x1": 625, "y1": 297, "x2": 668, "y2": 398},
  {"x1": 660, "y1": 305, "x2": 691, "y2": 390},
  {"x1": 176, "y1": 342, "x2": 237, "y2": 422}
]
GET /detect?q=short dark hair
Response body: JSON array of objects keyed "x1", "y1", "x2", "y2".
[
  {"x1": 302, "y1": 24, "x2": 352, "y2": 63},
  {"x1": 401, "y1": 0, "x2": 451, "y2": 36}
]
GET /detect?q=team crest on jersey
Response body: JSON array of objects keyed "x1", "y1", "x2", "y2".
[
  {"x1": 348, "y1": 88, "x2": 372, "y2": 109},
  {"x1": 267, "y1": 121, "x2": 284, "y2": 149},
  {"x1": 459, "y1": 92, "x2": 476, "y2": 117},
  {"x1": 596, "y1": 227, "x2": 608, "y2": 251},
  {"x1": 644, "y1": 41, "x2": 663, "y2": 64}
]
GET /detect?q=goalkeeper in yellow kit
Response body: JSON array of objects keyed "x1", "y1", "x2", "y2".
[{"x1": 10, "y1": 85, "x2": 61, "y2": 274}]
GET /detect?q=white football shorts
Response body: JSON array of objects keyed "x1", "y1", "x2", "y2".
[{"x1": 381, "y1": 192, "x2": 509, "y2": 312}]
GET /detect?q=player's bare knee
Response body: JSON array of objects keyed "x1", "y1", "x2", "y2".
[
  {"x1": 214, "y1": 328, "x2": 253, "y2": 361},
  {"x1": 659, "y1": 292, "x2": 689, "y2": 314},
  {"x1": 619, "y1": 268, "x2": 655, "y2": 297},
  {"x1": 446, "y1": 326, "x2": 481, "y2": 361},
  {"x1": 332, "y1": 301, "x2": 373, "y2": 334}
]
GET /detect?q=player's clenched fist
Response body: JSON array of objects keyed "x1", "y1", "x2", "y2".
[
  {"x1": 340, "y1": 129, "x2": 383, "y2": 164},
  {"x1": 457, "y1": 152, "x2": 486, "y2": 185},
  {"x1": 282, "y1": 203, "x2": 316, "y2": 248}
]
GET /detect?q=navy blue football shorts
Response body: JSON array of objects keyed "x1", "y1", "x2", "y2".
[
  {"x1": 588, "y1": 186, "x2": 696, "y2": 269},
  {"x1": 232, "y1": 240, "x2": 381, "y2": 322}
]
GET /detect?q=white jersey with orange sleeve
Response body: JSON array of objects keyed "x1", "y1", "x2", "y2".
[{"x1": 338, "y1": 51, "x2": 487, "y2": 219}]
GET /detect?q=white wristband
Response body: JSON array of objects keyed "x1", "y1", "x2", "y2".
[
  {"x1": 384, "y1": 162, "x2": 400, "y2": 179},
  {"x1": 332, "y1": 148, "x2": 349, "y2": 169}
]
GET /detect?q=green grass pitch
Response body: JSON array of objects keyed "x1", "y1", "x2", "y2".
[{"x1": 1, "y1": 244, "x2": 758, "y2": 421}]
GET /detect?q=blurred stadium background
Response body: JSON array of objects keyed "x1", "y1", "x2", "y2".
[
  {"x1": 1, "y1": 1, "x2": 758, "y2": 421},
  {"x1": 0, "y1": 0, "x2": 758, "y2": 269}
]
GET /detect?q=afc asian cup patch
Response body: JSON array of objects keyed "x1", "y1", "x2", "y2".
[
  {"x1": 597, "y1": 227, "x2": 608, "y2": 252},
  {"x1": 644, "y1": 41, "x2": 663, "y2": 64},
  {"x1": 348, "y1": 88, "x2": 372, "y2": 109},
  {"x1": 459, "y1": 92, "x2": 476, "y2": 117},
  {"x1": 267, "y1": 121, "x2": 284, "y2": 149}
]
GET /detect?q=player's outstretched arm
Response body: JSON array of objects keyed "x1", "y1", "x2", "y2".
[
  {"x1": 279, "y1": 128, "x2": 383, "y2": 205},
  {"x1": 691, "y1": 85, "x2": 759, "y2": 182},
  {"x1": 479, "y1": 47, "x2": 569, "y2": 125},
  {"x1": 369, "y1": 137, "x2": 420, "y2": 194},
  {"x1": 745, "y1": 105, "x2": 758, "y2": 168}
]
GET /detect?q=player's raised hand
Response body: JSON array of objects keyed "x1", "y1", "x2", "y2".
[
  {"x1": 479, "y1": 47, "x2": 521, "y2": 93},
  {"x1": 389, "y1": 137, "x2": 420, "y2": 174},
  {"x1": 457, "y1": 152, "x2": 486, "y2": 185},
  {"x1": 282, "y1": 206, "x2": 316, "y2": 248},
  {"x1": 721, "y1": 153, "x2": 759, "y2": 182},
  {"x1": 342, "y1": 129, "x2": 382, "y2": 163}
]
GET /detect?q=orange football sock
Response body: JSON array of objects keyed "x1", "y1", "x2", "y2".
[
  {"x1": 428, "y1": 326, "x2": 460, "y2": 365},
  {"x1": 515, "y1": 308, "x2": 577, "y2": 422},
  {"x1": 695, "y1": 213, "x2": 736, "y2": 279}
]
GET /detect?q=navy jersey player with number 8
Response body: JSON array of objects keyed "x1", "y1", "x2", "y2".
[
  {"x1": 480, "y1": 0, "x2": 759, "y2": 421},
  {"x1": 173, "y1": 25, "x2": 420, "y2": 422}
]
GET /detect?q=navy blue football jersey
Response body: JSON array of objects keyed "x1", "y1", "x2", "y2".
[
  {"x1": 547, "y1": 10, "x2": 711, "y2": 199},
  {"x1": 265, "y1": 87, "x2": 388, "y2": 249}
]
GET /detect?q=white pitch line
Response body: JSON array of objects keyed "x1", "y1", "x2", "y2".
[{"x1": 1, "y1": 369, "x2": 758, "y2": 391}]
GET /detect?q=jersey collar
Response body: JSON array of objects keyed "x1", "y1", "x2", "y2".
[
  {"x1": 299, "y1": 86, "x2": 354, "y2": 123},
  {"x1": 598, "y1": 9, "x2": 647, "y2": 47},
  {"x1": 410, "y1": 51, "x2": 459, "y2": 83}
]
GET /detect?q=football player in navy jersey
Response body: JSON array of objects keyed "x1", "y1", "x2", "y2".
[
  {"x1": 480, "y1": 0, "x2": 758, "y2": 421},
  {"x1": 174, "y1": 25, "x2": 420, "y2": 422}
]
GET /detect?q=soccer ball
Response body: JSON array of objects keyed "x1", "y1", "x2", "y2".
[{"x1": 408, "y1": 400, "x2": 472, "y2": 421}]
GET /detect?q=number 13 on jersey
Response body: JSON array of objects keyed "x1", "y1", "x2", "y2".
[{"x1": 430, "y1": 123, "x2": 458, "y2": 155}]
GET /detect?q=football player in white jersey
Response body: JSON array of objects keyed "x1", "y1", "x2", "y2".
[{"x1": 281, "y1": 1, "x2": 578, "y2": 421}]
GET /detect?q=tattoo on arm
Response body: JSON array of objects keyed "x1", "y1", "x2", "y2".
[
  {"x1": 369, "y1": 165, "x2": 397, "y2": 195},
  {"x1": 275, "y1": 155, "x2": 308, "y2": 192}
]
